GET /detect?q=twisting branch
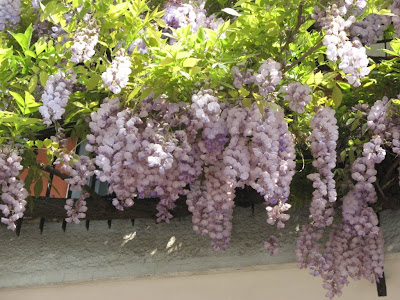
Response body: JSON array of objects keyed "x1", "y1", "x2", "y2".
[
  {"x1": 36, "y1": 162, "x2": 103, "y2": 201},
  {"x1": 381, "y1": 156, "x2": 400, "y2": 186},
  {"x1": 281, "y1": 3, "x2": 304, "y2": 55},
  {"x1": 283, "y1": 41, "x2": 323, "y2": 73}
]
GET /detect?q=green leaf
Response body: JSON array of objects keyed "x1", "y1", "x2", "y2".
[
  {"x1": 28, "y1": 75, "x2": 38, "y2": 93},
  {"x1": 351, "y1": 118, "x2": 360, "y2": 131},
  {"x1": 24, "y1": 169, "x2": 35, "y2": 190},
  {"x1": 40, "y1": 71, "x2": 49, "y2": 87},
  {"x1": 362, "y1": 123, "x2": 369, "y2": 135},
  {"x1": 35, "y1": 140, "x2": 44, "y2": 148},
  {"x1": 25, "y1": 50, "x2": 36, "y2": 58},
  {"x1": 11, "y1": 24, "x2": 33, "y2": 51},
  {"x1": 306, "y1": 71, "x2": 323, "y2": 85},
  {"x1": 25, "y1": 91, "x2": 41, "y2": 111},
  {"x1": 340, "y1": 150, "x2": 346, "y2": 162},
  {"x1": 390, "y1": 39, "x2": 400, "y2": 56},
  {"x1": 9, "y1": 91, "x2": 25, "y2": 114},
  {"x1": 346, "y1": 118, "x2": 355, "y2": 126},
  {"x1": 159, "y1": 57, "x2": 174, "y2": 66},
  {"x1": 221, "y1": 8, "x2": 241, "y2": 17},
  {"x1": 87, "y1": 75, "x2": 100, "y2": 91},
  {"x1": 43, "y1": 138, "x2": 52, "y2": 148},
  {"x1": 189, "y1": 66, "x2": 202, "y2": 76},
  {"x1": 332, "y1": 85, "x2": 343, "y2": 108},
  {"x1": 176, "y1": 52, "x2": 192, "y2": 59},
  {"x1": 0, "y1": 46, "x2": 12, "y2": 64},
  {"x1": 128, "y1": 86, "x2": 142, "y2": 101},
  {"x1": 34, "y1": 177, "x2": 43, "y2": 198},
  {"x1": 183, "y1": 58, "x2": 199, "y2": 68},
  {"x1": 238, "y1": 87, "x2": 250, "y2": 97},
  {"x1": 34, "y1": 38, "x2": 47, "y2": 55},
  {"x1": 337, "y1": 81, "x2": 351, "y2": 90},
  {"x1": 349, "y1": 148, "x2": 355, "y2": 164},
  {"x1": 242, "y1": 98, "x2": 252, "y2": 108}
]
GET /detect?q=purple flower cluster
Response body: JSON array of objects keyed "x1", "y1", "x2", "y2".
[
  {"x1": 39, "y1": 70, "x2": 76, "y2": 127},
  {"x1": 231, "y1": 66, "x2": 254, "y2": 89},
  {"x1": 0, "y1": 0, "x2": 21, "y2": 31},
  {"x1": 87, "y1": 96, "x2": 202, "y2": 222},
  {"x1": 280, "y1": 82, "x2": 312, "y2": 114},
  {"x1": 315, "y1": 2, "x2": 369, "y2": 86},
  {"x1": 101, "y1": 49, "x2": 132, "y2": 94},
  {"x1": 163, "y1": 0, "x2": 223, "y2": 33},
  {"x1": 57, "y1": 154, "x2": 95, "y2": 224},
  {"x1": 254, "y1": 59, "x2": 282, "y2": 95},
  {"x1": 0, "y1": 147, "x2": 28, "y2": 231},
  {"x1": 390, "y1": 0, "x2": 400, "y2": 36},
  {"x1": 297, "y1": 222, "x2": 384, "y2": 299},
  {"x1": 368, "y1": 96, "x2": 400, "y2": 190},
  {"x1": 85, "y1": 90, "x2": 296, "y2": 249},
  {"x1": 350, "y1": 14, "x2": 390, "y2": 45},
  {"x1": 307, "y1": 107, "x2": 339, "y2": 228},
  {"x1": 187, "y1": 161, "x2": 236, "y2": 251},
  {"x1": 70, "y1": 14, "x2": 99, "y2": 64}
]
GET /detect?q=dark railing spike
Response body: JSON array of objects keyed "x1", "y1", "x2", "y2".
[
  {"x1": 62, "y1": 219, "x2": 67, "y2": 232},
  {"x1": 85, "y1": 220, "x2": 90, "y2": 231},
  {"x1": 377, "y1": 272, "x2": 387, "y2": 297},
  {"x1": 107, "y1": 219, "x2": 112, "y2": 229},
  {"x1": 376, "y1": 212, "x2": 387, "y2": 297},
  {"x1": 251, "y1": 202, "x2": 255, "y2": 216},
  {"x1": 39, "y1": 218, "x2": 45, "y2": 235},
  {"x1": 131, "y1": 219, "x2": 135, "y2": 226},
  {"x1": 16, "y1": 218, "x2": 23, "y2": 237}
]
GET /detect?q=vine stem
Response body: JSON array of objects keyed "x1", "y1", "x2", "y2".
[
  {"x1": 36, "y1": 162, "x2": 102, "y2": 201},
  {"x1": 283, "y1": 41, "x2": 323, "y2": 73},
  {"x1": 281, "y1": 3, "x2": 304, "y2": 55}
]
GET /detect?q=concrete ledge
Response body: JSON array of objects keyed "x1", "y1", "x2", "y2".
[{"x1": 0, "y1": 205, "x2": 399, "y2": 289}]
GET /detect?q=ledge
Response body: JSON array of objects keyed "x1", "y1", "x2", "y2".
[{"x1": 0, "y1": 205, "x2": 399, "y2": 289}]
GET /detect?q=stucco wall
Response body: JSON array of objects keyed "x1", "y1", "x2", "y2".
[{"x1": 0, "y1": 205, "x2": 399, "y2": 298}]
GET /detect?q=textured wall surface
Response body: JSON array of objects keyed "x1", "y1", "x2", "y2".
[
  {"x1": 2, "y1": 257, "x2": 400, "y2": 300},
  {"x1": 0, "y1": 205, "x2": 399, "y2": 288}
]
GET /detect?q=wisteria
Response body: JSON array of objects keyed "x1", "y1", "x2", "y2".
[
  {"x1": 231, "y1": 65, "x2": 255, "y2": 89},
  {"x1": 162, "y1": 0, "x2": 223, "y2": 33},
  {"x1": 390, "y1": 0, "x2": 400, "y2": 35},
  {"x1": 70, "y1": 14, "x2": 99, "y2": 64},
  {"x1": 296, "y1": 103, "x2": 387, "y2": 298},
  {"x1": 3, "y1": 1, "x2": 400, "y2": 298},
  {"x1": 39, "y1": 70, "x2": 77, "y2": 127},
  {"x1": 254, "y1": 59, "x2": 282, "y2": 95},
  {"x1": 280, "y1": 82, "x2": 312, "y2": 114},
  {"x1": 0, "y1": 147, "x2": 28, "y2": 231},
  {"x1": 314, "y1": 1, "x2": 370, "y2": 86},
  {"x1": 350, "y1": 14, "x2": 390, "y2": 45},
  {"x1": 0, "y1": 0, "x2": 21, "y2": 31},
  {"x1": 101, "y1": 49, "x2": 132, "y2": 94},
  {"x1": 307, "y1": 107, "x2": 338, "y2": 228},
  {"x1": 55, "y1": 154, "x2": 95, "y2": 224}
]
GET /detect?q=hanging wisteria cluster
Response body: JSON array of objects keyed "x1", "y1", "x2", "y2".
[
  {"x1": 280, "y1": 82, "x2": 312, "y2": 114},
  {"x1": 58, "y1": 154, "x2": 95, "y2": 224},
  {"x1": 307, "y1": 107, "x2": 338, "y2": 228},
  {"x1": 102, "y1": 49, "x2": 132, "y2": 94},
  {"x1": 163, "y1": 0, "x2": 223, "y2": 33},
  {"x1": 39, "y1": 70, "x2": 77, "y2": 126},
  {"x1": 0, "y1": 0, "x2": 21, "y2": 31},
  {"x1": 4, "y1": 0, "x2": 400, "y2": 298},
  {"x1": 313, "y1": 1, "x2": 369, "y2": 87},
  {"x1": 296, "y1": 104, "x2": 389, "y2": 299},
  {"x1": 70, "y1": 14, "x2": 99, "y2": 64},
  {"x1": 0, "y1": 147, "x2": 28, "y2": 231},
  {"x1": 84, "y1": 88, "x2": 296, "y2": 249}
]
